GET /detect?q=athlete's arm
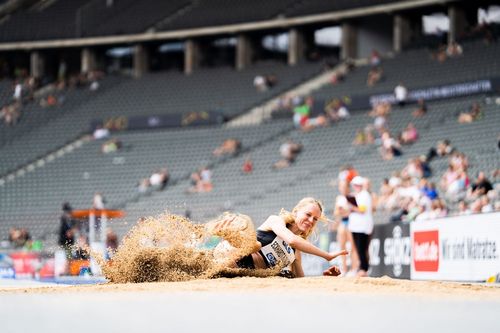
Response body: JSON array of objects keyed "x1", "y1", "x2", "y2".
[
  {"x1": 292, "y1": 250, "x2": 304, "y2": 278},
  {"x1": 265, "y1": 215, "x2": 347, "y2": 261}
]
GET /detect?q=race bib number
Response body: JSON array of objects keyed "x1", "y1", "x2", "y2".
[{"x1": 260, "y1": 237, "x2": 295, "y2": 268}]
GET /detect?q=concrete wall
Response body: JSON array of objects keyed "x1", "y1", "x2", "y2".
[{"x1": 356, "y1": 15, "x2": 393, "y2": 58}]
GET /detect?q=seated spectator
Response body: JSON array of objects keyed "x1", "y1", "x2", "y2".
[
  {"x1": 92, "y1": 192, "x2": 106, "y2": 210},
  {"x1": 325, "y1": 99, "x2": 350, "y2": 122},
  {"x1": 369, "y1": 101, "x2": 391, "y2": 118},
  {"x1": 412, "y1": 99, "x2": 427, "y2": 117},
  {"x1": 376, "y1": 178, "x2": 393, "y2": 211},
  {"x1": 265, "y1": 74, "x2": 278, "y2": 88},
  {"x1": 292, "y1": 96, "x2": 327, "y2": 131},
  {"x1": 137, "y1": 178, "x2": 151, "y2": 194},
  {"x1": 101, "y1": 138, "x2": 122, "y2": 154},
  {"x1": 457, "y1": 200, "x2": 471, "y2": 216},
  {"x1": 273, "y1": 139, "x2": 303, "y2": 169},
  {"x1": 435, "y1": 44, "x2": 447, "y2": 63},
  {"x1": 399, "y1": 123, "x2": 419, "y2": 145},
  {"x1": 458, "y1": 102, "x2": 482, "y2": 123},
  {"x1": 187, "y1": 167, "x2": 213, "y2": 193},
  {"x1": 426, "y1": 139, "x2": 455, "y2": 161},
  {"x1": 468, "y1": 171, "x2": 493, "y2": 200},
  {"x1": 242, "y1": 156, "x2": 253, "y2": 174},
  {"x1": 253, "y1": 75, "x2": 268, "y2": 92},
  {"x1": 415, "y1": 199, "x2": 448, "y2": 221},
  {"x1": 440, "y1": 166, "x2": 468, "y2": 202},
  {"x1": 380, "y1": 131, "x2": 402, "y2": 160},
  {"x1": 149, "y1": 168, "x2": 170, "y2": 191},
  {"x1": 420, "y1": 180, "x2": 439, "y2": 200},
  {"x1": 213, "y1": 138, "x2": 242, "y2": 157},
  {"x1": 367, "y1": 66, "x2": 383, "y2": 86},
  {"x1": 353, "y1": 129, "x2": 367, "y2": 145},
  {"x1": 9, "y1": 227, "x2": 32, "y2": 249},
  {"x1": 394, "y1": 82, "x2": 408, "y2": 107},
  {"x1": 370, "y1": 49, "x2": 381, "y2": 67},
  {"x1": 401, "y1": 158, "x2": 424, "y2": 180},
  {"x1": 93, "y1": 125, "x2": 110, "y2": 140},
  {"x1": 338, "y1": 165, "x2": 359, "y2": 185},
  {"x1": 446, "y1": 41, "x2": 463, "y2": 57},
  {"x1": 1, "y1": 103, "x2": 21, "y2": 126}
]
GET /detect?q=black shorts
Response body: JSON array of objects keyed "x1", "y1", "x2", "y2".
[{"x1": 236, "y1": 255, "x2": 255, "y2": 269}]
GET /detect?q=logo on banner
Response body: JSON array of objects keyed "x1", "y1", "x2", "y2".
[
  {"x1": 413, "y1": 230, "x2": 439, "y2": 272},
  {"x1": 384, "y1": 226, "x2": 411, "y2": 277}
]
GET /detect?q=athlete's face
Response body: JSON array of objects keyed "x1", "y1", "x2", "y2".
[{"x1": 294, "y1": 203, "x2": 321, "y2": 235}]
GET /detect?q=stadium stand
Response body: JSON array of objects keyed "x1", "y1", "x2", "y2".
[
  {"x1": 79, "y1": 0, "x2": 190, "y2": 37},
  {"x1": 0, "y1": 1, "x2": 498, "y2": 257},
  {"x1": 0, "y1": 60, "x2": 322, "y2": 175},
  {"x1": 0, "y1": 0, "x2": 90, "y2": 42}
]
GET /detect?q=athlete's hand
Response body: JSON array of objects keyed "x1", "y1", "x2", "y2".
[
  {"x1": 212, "y1": 215, "x2": 237, "y2": 232},
  {"x1": 325, "y1": 249, "x2": 348, "y2": 261},
  {"x1": 323, "y1": 265, "x2": 341, "y2": 277}
]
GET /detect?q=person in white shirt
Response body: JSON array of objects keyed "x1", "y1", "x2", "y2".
[
  {"x1": 347, "y1": 176, "x2": 374, "y2": 277},
  {"x1": 394, "y1": 82, "x2": 408, "y2": 107}
]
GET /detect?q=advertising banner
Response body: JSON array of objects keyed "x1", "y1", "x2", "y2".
[
  {"x1": 368, "y1": 222, "x2": 411, "y2": 279},
  {"x1": 319, "y1": 222, "x2": 411, "y2": 278},
  {"x1": 9, "y1": 252, "x2": 41, "y2": 278},
  {"x1": 411, "y1": 212, "x2": 500, "y2": 281}
]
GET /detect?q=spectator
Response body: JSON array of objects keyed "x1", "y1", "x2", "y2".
[
  {"x1": 446, "y1": 41, "x2": 463, "y2": 57},
  {"x1": 93, "y1": 125, "x2": 110, "y2": 140},
  {"x1": 273, "y1": 139, "x2": 303, "y2": 169},
  {"x1": 376, "y1": 178, "x2": 393, "y2": 211},
  {"x1": 9, "y1": 227, "x2": 31, "y2": 249},
  {"x1": 213, "y1": 138, "x2": 242, "y2": 157},
  {"x1": 458, "y1": 102, "x2": 482, "y2": 123},
  {"x1": 101, "y1": 138, "x2": 122, "y2": 154},
  {"x1": 137, "y1": 178, "x2": 151, "y2": 194},
  {"x1": 242, "y1": 156, "x2": 253, "y2": 174},
  {"x1": 380, "y1": 131, "x2": 402, "y2": 160},
  {"x1": 13, "y1": 81, "x2": 22, "y2": 102},
  {"x1": 253, "y1": 75, "x2": 268, "y2": 92},
  {"x1": 370, "y1": 49, "x2": 381, "y2": 67},
  {"x1": 394, "y1": 82, "x2": 408, "y2": 107},
  {"x1": 468, "y1": 171, "x2": 493, "y2": 200},
  {"x1": 188, "y1": 167, "x2": 213, "y2": 193},
  {"x1": 367, "y1": 66, "x2": 383, "y2": 86},
  {"x1": 92, "y1": 192, "x2": 106, "y2": 210},
  {"x1": 412, "y1": 99, "x2": 428, "y2": 117},
  {"x1": 338, "y1": 165, "x2": 359, "y2": 185},
  {"x1": 457, "y1": 200, "x2": 471, "y2": 216},
  {"x1": 292, "y1": 96, "x2": 327, "y2": 131},
  {"x1": 353, "y1": 129, "x2": 367, "y2": 145},
  {"x1": 427, "y1": 139, "x2": 455, "y2": 162},
  {"x1": 325, "y1": 99, "x2": 350, "y2": 122},
  {"x1": 399, "y1": 123, "x2": 419, "y2": 145},
  {"x1": 149, "y1": 168, "x2": 170, "y2": 191}
]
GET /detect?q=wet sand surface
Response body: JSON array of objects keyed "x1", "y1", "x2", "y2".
[{"x1": 2, "y1": 277, "x2": 500, "y2": 333}]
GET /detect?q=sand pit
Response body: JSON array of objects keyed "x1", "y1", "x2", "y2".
[{"x1": 1, "y1": 275, "x2": 500, "y2": 299}]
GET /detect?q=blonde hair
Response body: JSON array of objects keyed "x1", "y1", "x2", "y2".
[{"x1": 279, "y1": 197, "x2": 325, "y2": 240}]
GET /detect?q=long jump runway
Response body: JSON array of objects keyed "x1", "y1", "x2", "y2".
[{"x1": 1, "y1": 277, "x2": 499, "y2": 333}]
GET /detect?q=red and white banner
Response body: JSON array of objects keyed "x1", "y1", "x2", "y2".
[{"x1": 411, "y1": 212, "x2": 500, "y2": 281}]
